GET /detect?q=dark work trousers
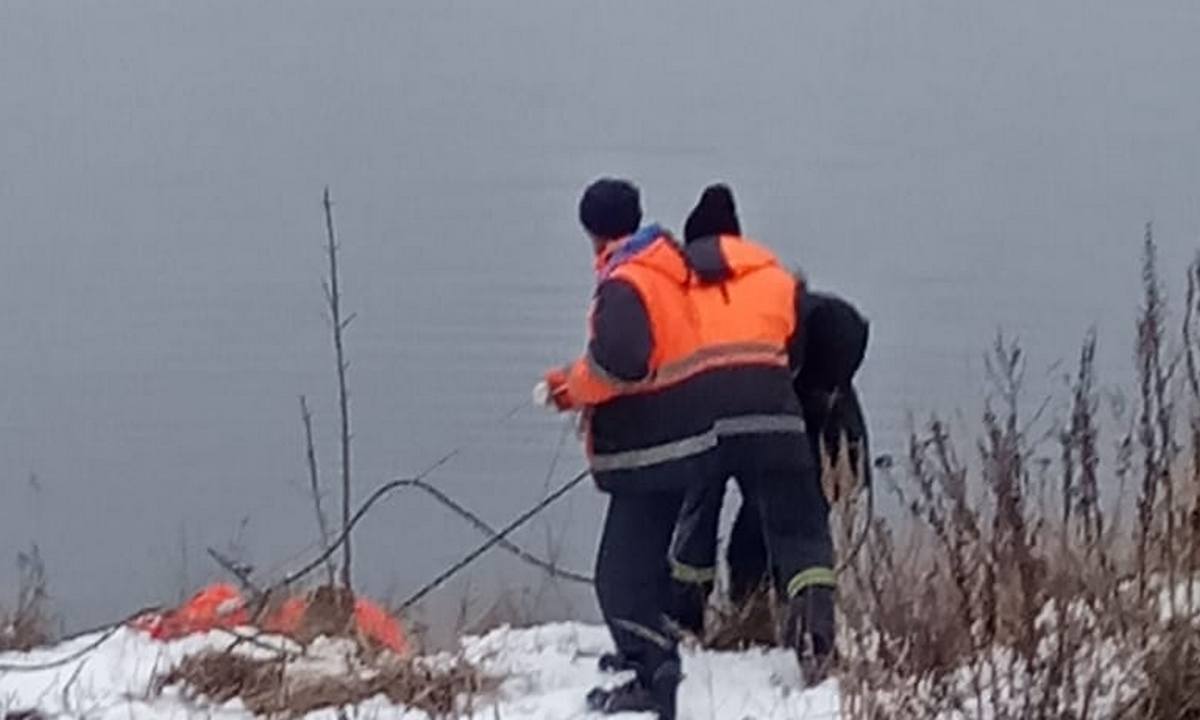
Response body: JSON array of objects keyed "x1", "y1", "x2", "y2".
[
  {"x1": 595, "y1": 488, "x2": 687, "y2": 686},
  {"x1": 669, "y1": 434, "x2": 834, "y2": 630}
]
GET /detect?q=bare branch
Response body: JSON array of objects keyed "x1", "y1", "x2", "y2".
[
  {"x1": 300, "y1": 395, "x2": 336, "y2": 585},
  {"x1": 206, "y1": 547, "x2": 260, "y2": 595},
  {"x1": 322, "y1": 186, "x2": 354, "y2": 591}
]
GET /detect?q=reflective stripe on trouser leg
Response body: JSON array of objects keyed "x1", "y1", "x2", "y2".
[
  {"x1": 723, "y1": 438, "x2": 833, "y2": 600},
  {"x1": 595, "y1": 491, "x2": 683, "y2": 684},
  {"x1": 786, "y1": 566, "x2": 837, "y2": 598},
  {"x1": 669, "y1": 559, "x2": 716, "y2": 585},
  {"x1": 669, "y1": 474, "x2": 725, "y2": 581},
  {"x1": 613, "y1": 618, "x2": 676, "y2": 650}
]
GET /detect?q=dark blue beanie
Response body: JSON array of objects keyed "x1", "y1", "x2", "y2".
[{"x1": 578, "y1": 178, "x2": 642, "y2": 240}]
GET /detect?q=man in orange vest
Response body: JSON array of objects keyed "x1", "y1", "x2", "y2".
[
  {"x1": 666, "y1": 184, "x2": 866, "y2": 684},
  {"x1": 542, "y1": 178, "x2": 701, "y2": 719},
  {"x1": 542, "y1": 178, "x2": 821, "y2": 715}
]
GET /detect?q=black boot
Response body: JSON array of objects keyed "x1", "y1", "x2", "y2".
[
  {"x1": 586, "y1": 660, "x2": 682, "y2": 720},
  {"x1": 597, "y1": 651, "x2": 635, "y2": 673},
  {"x1": 785, "y1": 586, "x2": 835, "y2": 687},
  {"x1": 586, "y1": 677, "x2": 656, "y2": 714},
  {"x1": 650, "y1": 659, "x2": 682, "y2": 720}
]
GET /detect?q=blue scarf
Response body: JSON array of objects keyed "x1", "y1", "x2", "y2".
[{"x1": 599, "y1": 223, "x2": 665, "y2": 280}]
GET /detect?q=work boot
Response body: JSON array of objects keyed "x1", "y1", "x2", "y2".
[
  {"x1": 586, "y1": 660, "x2": 682, "y2": 720},
  {"x1": 650, "y1": 659, "x2": 682, "y2": 720},
  {"x1": 586, "y1": 678, "x2": 655, "y2": 715},
  {"x1": 785, "y1": 586, "x2": 835, "y2": 687},
  {"x1": 597, "y1": 651, "x2": 635, "y2": 673}
]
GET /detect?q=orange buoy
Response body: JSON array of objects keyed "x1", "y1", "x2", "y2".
[
  {"x1": 130, "y1": 583, "x2": 409, "y2": 657},
  {"x1": 354, "y1": 597, "x2": 409, "y2": 656},
  {"x1": 145, "y1": 583, "x2": 249, "y2": 640}
]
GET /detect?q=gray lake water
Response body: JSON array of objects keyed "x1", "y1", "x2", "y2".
[{"x1": 2, "y1": 1, "x2": 1199, "y2": 633}]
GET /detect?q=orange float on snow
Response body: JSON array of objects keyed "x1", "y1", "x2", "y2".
[
  {"x1": 130, "y1": 583, "x2": 409, "y2": 657},
  {"x1": 130, "y1": 583, "x2": 249, "y2": 641},
  {"x1": 353, "y1": 597, "x2": 409, "y2": 656}
]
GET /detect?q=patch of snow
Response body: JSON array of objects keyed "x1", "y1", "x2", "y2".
[
  {"x1": 1155, "y1": 578, "x2": 1200, "y2": 623},
  {"x1": 1, "y1": 623, "x2": 840, "y2": 719}
]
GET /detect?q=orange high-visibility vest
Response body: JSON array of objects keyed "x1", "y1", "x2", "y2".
[{"x1": 565, "y1": 234, "x2": 804, "y2": 491}]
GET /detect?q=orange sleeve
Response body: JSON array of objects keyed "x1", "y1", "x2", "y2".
[{"x1": 564, "y1": 353, "x2": 621, "y2": 407}]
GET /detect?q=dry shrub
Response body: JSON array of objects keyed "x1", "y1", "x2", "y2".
[
  {"x1": 155, "y1": 646, "x2": 497, "y2": 718},
  {"x1": 0, "y1": 545, "x2": 54, "y2": 652},
  {"x1": 3, "y1": 711, "x2": 49, "y2": 720},
  {"x1": 701, "y1": 584, "x2": 778, "y2": 651},
  {"x1": 1132, "y1": 621, "x2": 1200, "y2": 719},
  {"x1": 837, "y1": 226, "x2": 1200, "y2": 719}
]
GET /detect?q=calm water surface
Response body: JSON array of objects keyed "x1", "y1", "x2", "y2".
[{"x1": 2, "y1": 1, "x2": 1198, "y2": 631}]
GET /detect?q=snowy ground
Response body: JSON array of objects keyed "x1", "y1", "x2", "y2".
[{"x1": 0, "y1": 622, "x2": 839, "y2": 719}]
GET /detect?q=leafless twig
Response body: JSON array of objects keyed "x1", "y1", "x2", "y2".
[
  {"x1": 300, "y1": 394, "x2": 336, "y2": 585},
  {"x1": 322, "y1": 187, "x2": 354, "y2": 591},
  {"x1": 206, "y1": 547, "x2": 261, "y2": 595}
]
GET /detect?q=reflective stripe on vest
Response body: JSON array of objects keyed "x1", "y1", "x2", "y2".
[
  {"x1": 588, "y1": 413, "x2": 807, "y2": 472},
  {"x1": 585, "y1": 341, "x2": 788, "y2": 395},
  {"x1": 717, "y1": 414, "x2": 807, "y2": 436},
  {"x1": 589, "y1": 430, "x2": 718, "y2": 473}
]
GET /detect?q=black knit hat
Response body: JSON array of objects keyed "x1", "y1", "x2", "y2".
[
  {"x1": 578, "y1": 178, "x2": 642, "y2": 240},
  {"x1": 684, "y1": 183, "x2": 741, "y2": 243}
]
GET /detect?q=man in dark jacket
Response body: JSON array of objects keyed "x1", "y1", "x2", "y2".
[
  {"x1": 540, "y1": 178, "x2": 692, "y2": 719},
  {"x1": 666, "y1": 184, "x2": 871, "y2": 683},
  {"x1": 543, "y1": 178, "x2": 827, "y2": 713}
]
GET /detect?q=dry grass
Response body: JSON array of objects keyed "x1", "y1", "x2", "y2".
[
  {"x1": 155, "y1": 645, "x2": 497, "y2": 718},
  {"x1": 701, "y1": 584, "x2": 778, "y2": 651},
  {"x1": 1127, "y1": 622, "x2": 1200, "y2": 719},
  {"x1": 0, "y1": 545, "x2": 54, "y2": 652},
  {"x1": 689, "y1": 227, "x2": 1200, "y2": 718},
  {"x1": 833, "y1": 225, "x2": 1200, "y2": 719},
  {"x1": 150, "y1": 582, "x2": 501, "y2": 717}
]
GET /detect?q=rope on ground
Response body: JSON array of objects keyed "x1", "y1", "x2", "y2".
[{"x1": 400, "y1": 467, "x2": 593, "y2": 610}]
